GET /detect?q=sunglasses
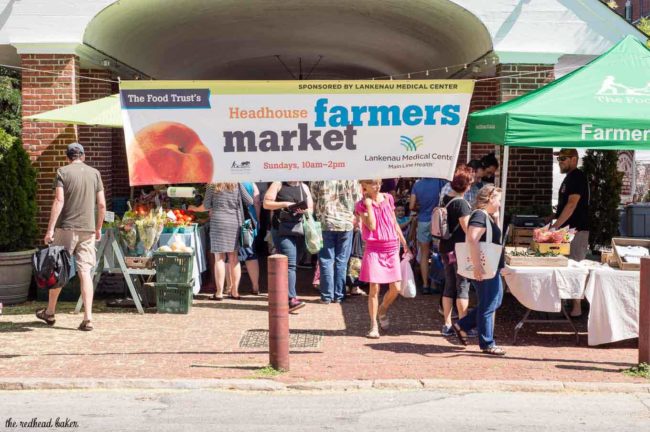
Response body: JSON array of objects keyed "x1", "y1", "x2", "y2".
[{"x1": 556, "y1": 156, "x2": 569, "y2": 162}]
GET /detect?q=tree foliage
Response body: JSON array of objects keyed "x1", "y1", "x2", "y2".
[
  {"x1": 581, "y1": 150, "x2": 623, "y2": 251},
  {"x1": 0, "y1": 66, "x2": 21, "y2": 137},
  {"x1": 0, "y1": 129, "x2": 37, "y2": 252}
]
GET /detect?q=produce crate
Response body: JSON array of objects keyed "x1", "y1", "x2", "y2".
[
  {"x1": 153, "y1": 251, "x2": 194, "y2": 283},
  {"x1": 531, "y1": 241, "x2": 570, "y2": 256},
  {"x1": 162, "y1": 224, "x2": 196, "y2": 234},
  {"x1": 508, "y1": 225, "x2": 535, "y2": 247},
  {"x1": 154, "y1": 282, "x2": 193, "y2": 314},
  {"x1": 505, "y1": 254, "x2": 568, "y2": 267},
  {"x1": 124, "y1": 256, "x2": 153, "y2": 269},
  {"x1": 611, "y1": 237, "x2": 650, "y2": 271}
]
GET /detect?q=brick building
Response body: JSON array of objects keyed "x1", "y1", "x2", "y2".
[
  {"x1": 0, "y1": 0, "x2": 645, "y2": 233},
  {"x1": 607, "y1": 0, "x2": 650, "y2": 22}
]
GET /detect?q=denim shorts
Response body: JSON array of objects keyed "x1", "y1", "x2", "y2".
[{"x1": 416, "y1": 221, "x2": 432, "y2": 244}]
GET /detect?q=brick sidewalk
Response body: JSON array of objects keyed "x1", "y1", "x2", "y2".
[{"x1": 0, "y1": 268, "x2": 643, "y2": 384}]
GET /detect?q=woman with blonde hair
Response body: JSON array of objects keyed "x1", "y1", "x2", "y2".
[
  {"x1": 355, "y1": 179, "x2": 411, "y2": 339},
  {"x1": 202, "y1": 182, "x2": 253, "y2": 300},
  {"x1": 452, "y1": 185, "x2": 507, "y2": 356}
]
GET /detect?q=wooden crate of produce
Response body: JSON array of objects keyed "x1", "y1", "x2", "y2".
[
  {"x1": 505, "y1": 253, "x2": 568, "y2": 267},
  {"x1": 611, "y1": 237, "x2": 650, "y2": 271},
  {"x1": 508, "y1": 225, "x2": 535, "y2": 247},
  {"x1": 531, "y1": 241, "x2": 571, "y2": 256},
  {"x1": 125, "y1": 256, "x2": 153, "y2": 269}
]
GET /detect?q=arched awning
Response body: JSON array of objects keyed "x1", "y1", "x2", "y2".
[{"x1": 83, "y1": 0, "x2": 493, "y2": 79}]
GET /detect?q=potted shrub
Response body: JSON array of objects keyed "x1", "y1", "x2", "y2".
[{"x1": 0, "y1": 129, "x2": 38, "y2": 304}]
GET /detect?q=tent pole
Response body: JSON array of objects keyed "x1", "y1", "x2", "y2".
[{"x1": 500, "y1": 146, "x2": 510, "y2": 229}]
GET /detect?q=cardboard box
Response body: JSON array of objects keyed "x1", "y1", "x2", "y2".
[{"x1": 611, "y1": 237, "x2": 650, "y2": 271}]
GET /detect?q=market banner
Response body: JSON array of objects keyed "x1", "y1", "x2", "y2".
[{"x1": 119, "y1": 80, "x2": 474, "y2": 185}]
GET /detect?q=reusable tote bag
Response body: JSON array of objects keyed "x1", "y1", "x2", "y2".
[
  {"x1": 303, "y1": 211, "x2": 322, "y2": 254},
  {"x1": 454, "y1": 210, "x2": 502, "y2": 280}
]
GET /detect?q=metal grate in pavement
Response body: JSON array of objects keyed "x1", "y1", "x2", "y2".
[{"x1": 239, "y1": 329, "x2": 323, "y2": 349}]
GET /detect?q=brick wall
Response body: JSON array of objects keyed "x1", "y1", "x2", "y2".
[
  {"x1": 78, "y1": 69, "x2": 113, "y2": 207},
  {"x1": 498, "y1": 64, "x2": 555, "y2": 212},
  {"x1": 111, "y1": 81, "x2": 131, "y2": 199},
  {"x1": 21, "y1": 54, "x2": 79, "y2": 234},
  {"x1": 463, "y1": 79, "x2": 499, "y2": 165},
  {"x1": 635, "y1": 162, "x2": 650, "y2": 201}
]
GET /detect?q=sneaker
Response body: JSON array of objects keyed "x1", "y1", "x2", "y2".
[
  {"x1": 289, "y1": 298, "x2": 306, "y2": 312},
  {"x1": 441, "y1": 325, "x2": 454, "y2": 337},
  {"x1": 333, "y1": 298, "x2": 344, "y2": 304},
  {"x1": 467, "y1": 328, "x2": 479, "y2": 338},
  {"x1": 319, "y1": 298, "x2": 332, "y2": 304},
  {"x1": 422, "y1": 286, "x2": 433, "y2": 295}
]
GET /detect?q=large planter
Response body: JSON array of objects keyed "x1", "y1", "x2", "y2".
[{"x1": 0, "y1": 249, "x2": 37, "y2": 305}]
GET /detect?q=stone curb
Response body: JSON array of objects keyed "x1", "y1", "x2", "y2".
[{"x1": 0, "y1": 378, "x2": 648, "y2": 394}]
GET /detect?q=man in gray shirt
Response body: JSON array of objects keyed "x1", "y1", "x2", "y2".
[{"x1": 37, "y1": 143, "x2": 106, "y2": 331}]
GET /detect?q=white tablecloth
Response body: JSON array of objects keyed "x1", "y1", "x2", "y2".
[
  {"x1": 502, "y1": 261, "x2": 590, "y2": 313},
  {"x1": 584, "y1": 267, "x2": 640, "y2": 346}
]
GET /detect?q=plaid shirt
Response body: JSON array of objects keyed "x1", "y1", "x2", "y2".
[
  {"x1": 310, "y1": 180, "x2": 362, "y2": 231},
  {"x1": 440, "y1": 182, "x2": 480, "y2": 208}
]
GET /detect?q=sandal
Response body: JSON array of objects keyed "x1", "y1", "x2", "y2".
[
  {"x1": 366, "y1": 329, "x2": 380, "y2": 339},
  {"x1": 481, "y1": 346, "x2": 506, "y2": 356},
  {"x1": 229, "y1": 294, "x2": 241, "y2": 300},
  {"x1": 452, "y1": 323, "x2": 468, "y2": 346},
  {"x1": 35, "y1": 308, "x2": 56, "y2": 326},
  {"x1": 378, "y1": 308, "x2": 390, "y2": 330},
  {"x1": 211, "y1": 294, "x2": 223, "y2": 301},
  {"x1": 78, "y1": 320, "x2": 94, "y2": 331}
]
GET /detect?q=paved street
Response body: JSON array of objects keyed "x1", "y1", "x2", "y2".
[
  {"x1": 0, "y1": 267, "x2": 642, "y2": 384},
  {"x1": 1, "y1": 388, "x2": 649, "y2": 431}
]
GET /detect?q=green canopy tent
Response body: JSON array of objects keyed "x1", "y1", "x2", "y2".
[
  {"x1": 24, "y1": 94, "x2": 122, "y2": 128},
  {"x1": 468, "y1": 35, "x2": 650, "y2": 227}
]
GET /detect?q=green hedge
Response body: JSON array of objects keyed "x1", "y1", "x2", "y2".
[{"x1": 0, "y1": 129, "x2": 37, "y2": 252}]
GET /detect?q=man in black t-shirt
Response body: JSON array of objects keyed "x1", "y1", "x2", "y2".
[{"x1": 552, "y1": 148, "x2": 590, "y2": 317}]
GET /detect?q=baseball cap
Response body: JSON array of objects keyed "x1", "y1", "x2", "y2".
[
  {"x1": 66, "y1": 142, "x2": 85, "y2": 157},
  {"x1": 553, "y1": 148, "x2": 578, "y2": 158}
]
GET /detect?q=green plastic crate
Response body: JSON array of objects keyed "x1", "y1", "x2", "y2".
[
  {"x1": 155, "y1": 282, "x2": 193, "y2": 314},
  {"x1": 153, "y1": 251, "x2": 194, "y2": 284}
]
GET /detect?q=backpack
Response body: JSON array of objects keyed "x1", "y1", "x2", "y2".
[
  {"x1": 32, "y1": 246, "x2": 74, "y2": 290},
  {"x1": 431, "y1": 197, "x2": 464, "y2": 240}
]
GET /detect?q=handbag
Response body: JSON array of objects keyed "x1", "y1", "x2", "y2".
[
  {"x1": 303, "y1": 211, "x2": 322, "y2": 254},
  {"x1": 454, "y1": 210, "x2": 503, "y2": 280},
  {"x1": 239, "y1": 186, "x2": 257, "y2": 248},
  {"x1": 32, "y1": 245, "x2": 74, "y2": 290},
  {"x1": 240, "y1": 219, "x2": 255, "y2": 248},
  {"x1": 277, "y1": 183, "x2": 305, "y2": 237},
  {"x1": 350, "y1": 230, "x2": 364, "y2": 258}
]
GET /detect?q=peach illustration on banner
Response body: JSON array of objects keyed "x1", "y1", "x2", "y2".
[{"x1": 128, "y1": 121, "x2": 213, "y2": 185}]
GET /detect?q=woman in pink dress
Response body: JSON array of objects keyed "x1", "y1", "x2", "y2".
[{"x1": 355, "y1": 179, "x2": 411, "y2": 338}]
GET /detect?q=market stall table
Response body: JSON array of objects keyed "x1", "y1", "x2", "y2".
[
  {"x1": 75, "y1": 229, "x2": 152, "y2": 314},
  {"x1": 584, "y1": 267, "x2": 641, "y2": 346},
  {"x1": 501, "y1": 261, "x2": 590, "y2": 344}
]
